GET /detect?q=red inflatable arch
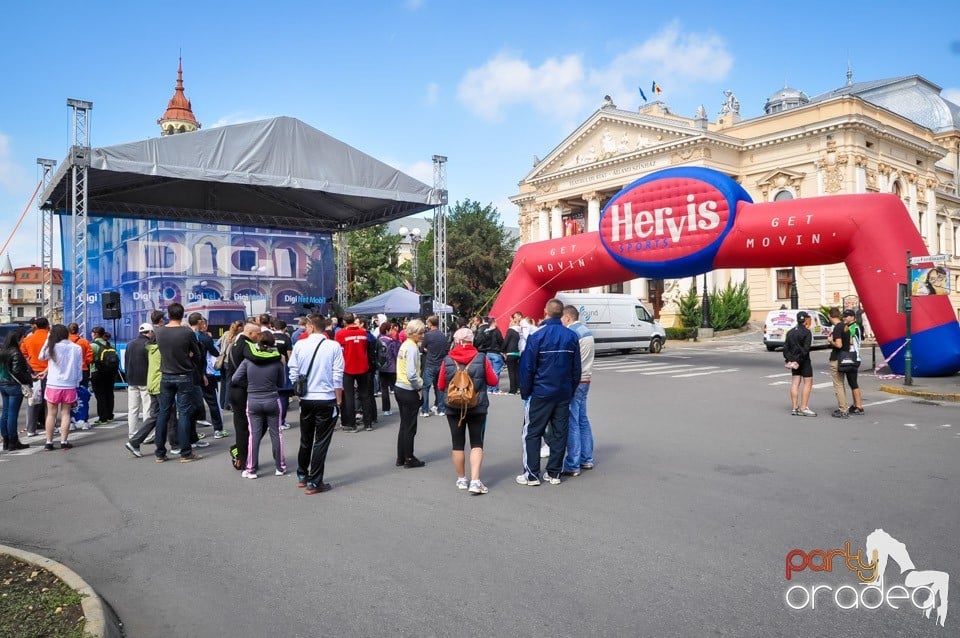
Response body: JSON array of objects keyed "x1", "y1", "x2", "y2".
[{"x1": 490, "y1": 168, "x2": 960, "y2": 376}]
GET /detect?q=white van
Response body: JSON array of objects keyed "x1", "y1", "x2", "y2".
[
  {"x1": 556, "y1": 292, "x2": 666, "y2": 354},
  {"x1": 762, "y1": 308, "x2": 832, "y2": 351}
]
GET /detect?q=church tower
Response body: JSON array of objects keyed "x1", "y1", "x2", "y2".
[{"x1": 158, "y1": 57, "x2": 201, "y2": 135}]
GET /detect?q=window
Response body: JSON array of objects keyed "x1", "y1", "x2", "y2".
[
  {"x1": 776, "y1": 269, "x2": 793, "y2": 300},
  {"x1": 17, "y1": 307, "x2": 23, "y2": 318},
  {"x1": 635, "y1": 306, "x2": 652, "y2": 323},
  {"x1": 774, "y1": 190, "x2": 794, "y2": 201},
  {"x1": 918, "y1": 211, "x2": 926, "y2": 240},
  {"x1": 938, "y1": 222, "x2": 947, "y2": 254}
]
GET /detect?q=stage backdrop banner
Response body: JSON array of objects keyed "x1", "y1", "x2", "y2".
[{"x1": 59, "y1": 214, "x2": 334, "y2": 343}]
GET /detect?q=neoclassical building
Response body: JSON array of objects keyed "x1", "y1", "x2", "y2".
[{"x1": 511, "y1": 74, "x2": 960, "y2": 328}]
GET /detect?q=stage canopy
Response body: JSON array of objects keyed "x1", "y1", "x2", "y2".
[
  {"x1": 347, "y1": 287, "x2": 453, "y2": 316},
  {"x1": 40, "y1": 116, "x2": 442, "y2": 231}
]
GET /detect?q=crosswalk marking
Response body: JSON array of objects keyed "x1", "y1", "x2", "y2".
[
  {"x1": 672, "y1": 368, "x2": 739, "y2": 377},
  {"x1": 863, "y1": 398, "x2": 905, "y2": 407},
  {"x1": 637, "y1": 365, "x2": 699, "y2": 375}
]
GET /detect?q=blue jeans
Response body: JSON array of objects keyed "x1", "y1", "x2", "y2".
[
  {"x1": 564, "y1": 382, "x2": 594, "y2": 472},
  {"x1": 155, "y1": 374, "x2": 195, "y2": 458},
  {"x1": 485, "y1": 352, "x2": 504, "y2": 392},
  {"x1": 421, "y1": 365, "x2": 445, "y2": 413},
  {"x1": 0, "y1": 384, "x2": 24, "y2": 442}
]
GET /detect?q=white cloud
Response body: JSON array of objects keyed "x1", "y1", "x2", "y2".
[
  {"x1": 206, "y1": 112, "x2": 275, "y2": 129},
  {"x1": 424, "y1": 82, "x2": 440, "y2": 107},
  {"x1": 384, "y1": 158, "x2": 434, "y2": 185},
  {"x1": 404, "y1": 0, "x2": 425, "y2": 9},
  {"x1": 458, "y1": 52, "x2": 587, "y2": 122},
  {"x1": 457, "y1": 22, "x2": 732, "y2": 123},
  {"x1": 0, "y1": 132, "x2": 30, "y2": 195},
  {"x1": 943, "y1": 88, "x2": 960, "y2": 106}
]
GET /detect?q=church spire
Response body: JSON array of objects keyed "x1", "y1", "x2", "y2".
[{"x1": 158, "y1": 56, "x2": 201, "y2": 135}]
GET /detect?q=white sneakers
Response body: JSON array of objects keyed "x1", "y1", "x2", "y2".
[
  {"x1": 468, "y1": 480, "x2": 488, "y2": 495},
  {"x1": 456, "y1": 477, "x2": 469, "y2": 490},
  {"x1": 516, "y1": 474, "x2": 541, "y2": 486},
  {"x1": 241, "y1": 470, "x2": 258, "y2": 479},
  {"x1": 540, "y1": 444, "x2": 549, "y2": 458}
]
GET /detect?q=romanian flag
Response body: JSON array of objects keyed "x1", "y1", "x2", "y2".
[
  {"x1": 652, "y1": 81, "x2": 663, "y2": 95},
  {"x1": 638, "y1": 87, "x2": 648, "y2": 102}
]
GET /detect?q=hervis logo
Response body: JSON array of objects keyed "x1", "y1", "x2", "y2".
[
  {"x1": 598, "y1": 167, "x2": 749, "y2": 279},
  {"x1": 784, "y1": 528, "x2": 949, "y2": 627}
]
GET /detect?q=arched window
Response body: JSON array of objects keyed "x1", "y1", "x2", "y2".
[{"x1": 773, "y1": 190, "x2": 794, "y2": 202}]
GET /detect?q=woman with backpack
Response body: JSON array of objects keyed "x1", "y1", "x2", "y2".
[
  {"x1": 437, "y1": 328, "x2": 498, "y2": 495},
  {"x1": 89, "y1": 326, "x2": 117, "y2": 424},
  {"x1": 0, "y1": 329, "x2": 36, "y2": 451},
  {"x1": 377, "y1": 321, "x2": 400, "y2": 416},
  {"x1": 39, "y1": 324, "x2": 83, "y2": 450}
]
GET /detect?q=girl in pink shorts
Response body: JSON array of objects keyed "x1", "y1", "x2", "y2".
[{"x1": 39, "y1": 324, "x2": 83, "y2": 450}]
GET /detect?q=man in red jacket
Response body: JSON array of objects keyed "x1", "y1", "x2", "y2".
[{"x1": 335, "y1": 313, "x2": 372, "y2": 432}]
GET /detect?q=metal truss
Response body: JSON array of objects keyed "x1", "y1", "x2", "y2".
[
  {"x1": 432, "y1": 155, "x2": 449, "y2": 327},
  {"x1": 67, "y1": 98, "x2": 92, "y2": 331},
  {"x1": 37, "y1": 158, "x2": 57, "y2": 319},
  {"x1": 336, "y1": 230, "x2": 348, "y2": 308}
]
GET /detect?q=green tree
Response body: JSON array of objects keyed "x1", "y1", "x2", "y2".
[
  {"x1": 708, "y1": 281, "x2": 751, "y2": 330},
  {"x1": 418, "y1": 200, "x2": 517, "y2": 318},
  {"x1": 342, "y1": 225, "x2": 403, "y2": 305},
  {"x1": 677, "y1": 284, "x2": 701, "y2": 328}
]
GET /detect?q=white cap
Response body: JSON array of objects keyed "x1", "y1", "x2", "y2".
[{"x1": 139, "y1": 322, "x2": 154, "y2": 333}]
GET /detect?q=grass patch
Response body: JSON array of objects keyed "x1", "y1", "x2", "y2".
[{"x1": 0, "y1": 554, "x2": 89, "y2": 638}]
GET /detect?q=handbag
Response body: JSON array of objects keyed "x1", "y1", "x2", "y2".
[
  {"x1": 293, "y1": 340, "x2": 323, "y2": 397},
  {"x1": 837, "y1": 349, "x2": 860, "y2": 372}
]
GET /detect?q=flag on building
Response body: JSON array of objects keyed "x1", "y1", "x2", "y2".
[
  {"x1": 652, "y1": 81, "x2": 663, "y2": 95},
  {"x1": 638, "y1": 87, "x2": 648, "y2": 102}
]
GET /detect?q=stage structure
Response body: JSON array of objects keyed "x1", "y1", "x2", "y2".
[
  {"x1": 432, "y1": 155, "x2": 449, "y2": 327},
  {"x1": 490, "y1": 167, "x2": 960, "y2": 377},
  {"x1": 39, "y1": 113, "x2": 445, "y2": 335}
]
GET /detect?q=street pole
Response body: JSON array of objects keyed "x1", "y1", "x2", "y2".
[
  {"x1": 701, "y1": 273, "x2": 711, "y2": 329},
  {"x1": 789, "y1": 266, "x2": 799, "y2": 310},
  {"x1": 904, "y1": 250, "x2": 913, "y2": 386}
]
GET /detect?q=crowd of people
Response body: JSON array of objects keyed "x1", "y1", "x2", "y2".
[{"x1": 0, "y1": 299, "x2": 599, "y2": 496}]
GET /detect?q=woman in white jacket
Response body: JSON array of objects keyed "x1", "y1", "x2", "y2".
[{"x1": 39, "y1": 324, "x2": 83, "y2": 450}]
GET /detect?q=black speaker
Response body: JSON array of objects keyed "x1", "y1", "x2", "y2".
[
  {"x1": 102, "y1": 291, "x2": 122, "y2": 320},
  {"x1": 418, "y1": 294, "x2": 433, "y2": 318}
]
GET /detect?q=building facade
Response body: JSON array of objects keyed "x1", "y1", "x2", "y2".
[
  {"x1": 0, "y1": 255, "x2": 64, "y2": 323},
  {"x1": 511, "y1": 75, "x2": 960, "y2": 330}
]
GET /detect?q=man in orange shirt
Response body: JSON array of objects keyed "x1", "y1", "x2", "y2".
[
  {"x1": 67, "y1": 323, "x2": 94, "y2": 386},
  {"x1": 20, "y1": 317, "x2": 50, "y2": 436}
]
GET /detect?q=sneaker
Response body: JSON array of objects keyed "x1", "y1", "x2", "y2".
[
  {"x1": 196, "y1": 420, "x2": 213, "y2": 427},
  {"x1": 275, "y1": 470, "x2": 286, "y2": 476},
  {"x1": 581, "y1": 462, "x2": 595, "y2": 470},
  {"x1": 24, "y1": 431, "x2": 40, "y2": 438},
  {"x1": 791, "y1": 408, "x2": 800, "y2": 416},
  {"x1": 848, "y1": 406, "x2": 865, "y2": 415},
  {"x1": 516, "y1": 474, "x2": 541, "y2": 486},
  {"x1": 213, "y1": 431, "x2": 227, "y2": 439},
  {"x1": 403, "y1": 457, "x2": 425, "y2": 468},
  {"x1": 241, "y1": 470, "x2": 257, "y2": 479},
  {"x1": 143, "y1": 434, "x2": 156, "y2": 445},
  {"x1": 562, "y1": 469, "x2": 581, "y2": 477},
  {"x1": 304, "y1": 482, "x2": 332, "y2": 495},
  {"x1": 193, "y1": 440, "x2": 210, "y2": 448},
  {"x1": 94, "y1": 419, "x2": 112, "y2": 425},
  {"x1": 342, "y1": 426, "x2": 359, "y2": 433},
  {"x1": 419, "y1": 411, "x2": 431, "y2": 418},
  {"x1": 44, "y1": 443, "x2": 55, "y2": 451},
  {"x1": 168, "y1": 448, "x2": 181, "y2": 455},
  {"x1": 297, "y1": 473, "x2": 307, "y2": 488},
  {"x1": 800, "y1": 407, "x2": 817, "y2": 417},
  {"x1": 430, "y1": 406, "x2": 440, "y2": 416},
  {"x1": 544, "y1": 474, "x2": 561, "y2": 485},
  {"x1": 383, "y1": 411, "x2": 393, "y2": 416},
  {"x1": 179, "y1": 454, "x2": 203, "y2": 463},
  {"x1": 78, "y1": 421, "x2": 90, "y2": 431},
  {"x1": 468, "y1": 480, "x2": 489, "y2": 495},
  {"x1": 364, "y1": 425, "x2": 373, "y2": 432},
  {"x1": 124, "y1": 441, "x2": 143, "y2": 458},
  {"x1": 196, "y1": 432, "x2": 206, "y2": 440},
  {"x1": 831, "y1": 409, "x2": 849, "y2": 419},
  {"x1": 155, "y1": 456, "x2": 167, "y2": 463},
  {"x1": 280, "y1": 423, "x2": 292, "y2": 430},
  {"x1": 540, "y1": 444, "x2": 549, "y2": 458},
  {"x1": 60, "y1": 441, "x2": 73, "y2": 450},
  {"x1": 456, "y1": 477, "x2": 469, "y2": 490}
]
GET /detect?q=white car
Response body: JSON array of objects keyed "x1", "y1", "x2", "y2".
[{"x1": 762, "y1": 309, "x2": 832, "y2": 351}]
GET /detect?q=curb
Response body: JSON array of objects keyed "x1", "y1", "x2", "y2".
[
  {"x1": 0, "y1": 543, "x2": 119, "y2": 638},
  {"x1": 879, "y1": 385, "x2": 960, "y2": 402}
]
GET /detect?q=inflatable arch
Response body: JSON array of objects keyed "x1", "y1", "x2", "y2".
[{"x1": 490, "y1": 167, "x2": 960, "y2": 376}]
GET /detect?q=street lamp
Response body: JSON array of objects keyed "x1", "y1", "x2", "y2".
[
  {"x1": 398, "y1": 226, "x2": 423, "y2": 286},
  {"x1": 789, "y1": 266, "x2": 799, "y2": 310},
  {"x1": 701, "y1": 272, "x2": 712, "y2": 329}
]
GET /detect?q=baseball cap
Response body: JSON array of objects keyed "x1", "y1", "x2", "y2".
[
  {"x1": 842, "y1": 309, "x2": 856, "y2": 318},
  {"x1": 139, "y1": 322, "x2": 154, "y2": 333},
  {"x1": 795, "y1": 311, "x2": 810, "y2": 322},
  {"x1": 453, "y1": 328, "x2": 474, "y2": 343}
]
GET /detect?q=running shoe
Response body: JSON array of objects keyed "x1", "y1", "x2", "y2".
[
  {"x1": 468, "y1": 480, "x2": 489, "y2": 495},
  {"x1": 456, "y1": 477, "x2": 469, "y2": 490}
]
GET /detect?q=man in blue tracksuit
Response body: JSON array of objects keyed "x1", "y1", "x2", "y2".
[{"x1": 517, "y1": 298, "x2": 581, "y2": 486}]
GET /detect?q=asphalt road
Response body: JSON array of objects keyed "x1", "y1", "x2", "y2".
[{"x1": 1, "y1": 341, "x2": 957, "y2": 638}]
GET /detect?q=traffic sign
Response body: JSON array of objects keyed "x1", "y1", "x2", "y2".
[{"x1": 909, "y1": 254, "x2": 948, "y2": 265}]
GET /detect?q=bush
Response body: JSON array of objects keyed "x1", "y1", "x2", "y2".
[
  {"x1": 707, "y1": 281, "x2": 751, "y2": 331},
  {"x1": 665, "y1": 327, "x2": 697, "y2": 340},
  {"x1": 678, "y1": 284, "x2": 701, "y2": 329}
]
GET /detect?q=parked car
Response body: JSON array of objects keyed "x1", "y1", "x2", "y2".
[
  {"x1": 762, "y1": 309, "x2": 832, "y2": 351},
  {"x1": 556, "y1": 292, "x2": 666, "y2": 354}
]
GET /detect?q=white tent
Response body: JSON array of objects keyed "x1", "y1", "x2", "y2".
[{"x1": 347, "y1": 287, "x2": 452, "y2": 316}]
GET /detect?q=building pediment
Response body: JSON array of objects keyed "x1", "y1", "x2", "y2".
[
  {"x1": 755, "y1": 168, "x2": 806, "y2": 199},
  {"x1": 524, "y1": 109, "x2": 701, "y2": 183}
]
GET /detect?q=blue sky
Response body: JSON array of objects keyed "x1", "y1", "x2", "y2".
[{"x1": 1, "y1": 0, "x2": 958, "y2": 267}]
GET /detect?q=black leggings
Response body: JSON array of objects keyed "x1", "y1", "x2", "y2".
[
  {"x1": 446, "y1": 412, "x2": 486, "y2": 451},
  {"x1": 839, "y1": 368, "x2": 860, "y2": 390}
]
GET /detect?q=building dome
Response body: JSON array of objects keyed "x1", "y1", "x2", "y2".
[
  {"x1": 158, "y1": 57, "x2": 201, "y2": 136},
  {"x1": 764, "y1": 86, "x2": 810, "y2": 115}
]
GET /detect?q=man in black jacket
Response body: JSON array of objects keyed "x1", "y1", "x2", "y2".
[
  {"x1": 124, "y1": 323, "x2": 153, "y2": 440},
  {"x1": 784, "y1": 311, "x2": 816, "y2": 416},
  {"x1": 476, "y1": 317, "x2": 504, "y2": 393}
]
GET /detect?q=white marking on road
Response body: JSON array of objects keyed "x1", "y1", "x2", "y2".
[
  {"x1": 637, "y1": 365, "x2": 700, "y2": 375},
  {"x1": 863, "y1": 398, "x2": 905, "y2": 407},
  {"x1": 605, "y1": 363, "x2": 691, "y2": 372},
  {"x1": 813, "y1": 382, "x2": 833, "y2": 389},
  {"x1": 672, "y1": 368, "x2": 740, "y2": 378},
  {"x1": 765, "y1": 373, "x2": 792, "y2": 378},
  {"x1": 939, "y1": 424, "x2": 951, "y2": 428},
  {"x1": 769, "y1": 381, "x2": 791, "y2": 386},
  {"x1": 904, "y1": 423, "x2": 917, "y2": 429}
]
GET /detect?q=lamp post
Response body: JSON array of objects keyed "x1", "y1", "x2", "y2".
[
  {"x1": 398, "y1": 226, "x2": 423, "y2": 287},
  {"x1": 701, "y1": 272, "x2": 711, "y2": 329},
  {"x1": 249, "y1": 266, "x2": 266, "y2": 317},
  {"x1": 789, "y1": 266, "x2": 799, "y2": 309}
]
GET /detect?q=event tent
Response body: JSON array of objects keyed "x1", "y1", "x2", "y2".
[
  {"x1": 347, "y1": 287, "x2": 453, "y2": 316},
  {"x1": 40, "y1": 116, "x2": 442, "y2": 231}
]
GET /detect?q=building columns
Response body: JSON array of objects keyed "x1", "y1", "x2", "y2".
[
  {"x1": 537, "y1": 209, "x2": 550, "y2": 241},
  {"x1": 548, "y1": 201, "x2": 563, "y2": 239},
  {"x1": 582, "y1": 191, "x2": 601, "y2": 232}
]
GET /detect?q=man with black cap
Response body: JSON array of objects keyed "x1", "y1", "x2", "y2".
[
  {"x1": 829, "y1": 308, "x2": 865, "y2": 417},
  {"x1": 783, "y1": 311, "x2": 816, "y2": 416},
  {"x1": 124, "y1": 323, "x2": 154, "y2": 439}
]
